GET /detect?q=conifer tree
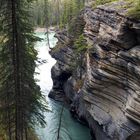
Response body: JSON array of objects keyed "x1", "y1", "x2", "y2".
[
  {"x1": 29, "y1": 0, "x2": 86, "y2": 27},
  {"x1": 0, "y1": 0, "x2": 47, "y2": 139}
]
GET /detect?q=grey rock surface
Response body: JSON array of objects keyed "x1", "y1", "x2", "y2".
[{"x1": 49, "y1": 1, "x2": 140, "y2": 140}]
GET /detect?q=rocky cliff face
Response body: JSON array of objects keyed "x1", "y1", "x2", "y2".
[{"x1": 49, "y1": 1, "x2": 140, "y2": 140}]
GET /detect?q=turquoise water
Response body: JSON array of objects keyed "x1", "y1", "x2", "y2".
[{"x1": 35, "y1": 32, "x2": 91, "y2": 140}]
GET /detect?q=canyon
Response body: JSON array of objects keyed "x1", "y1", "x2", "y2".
[{"x1": 49, "y1": 1, "x2": 140, "y2": 140}]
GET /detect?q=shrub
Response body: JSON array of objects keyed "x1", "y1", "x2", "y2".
[
  {"x1": 127, "y1": 0, "x2": 140, "y2": 19},
  {"x1": 93, "y1": 0, "x2": 117, "y2": 7},
  {"x1": 74, "y1": 34, "x2": 87, "y2": 52}
]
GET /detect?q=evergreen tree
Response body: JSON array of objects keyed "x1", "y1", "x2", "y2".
[
  {"x1": 0, "y1": 0, "x2": 47, "y2": 139},
  {"x1": 29, "y1": 0, "x2": 86, "y2": 27}
]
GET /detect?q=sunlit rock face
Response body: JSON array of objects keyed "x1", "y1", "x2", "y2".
[{"x1": 49, "y1": 1, "x2": 140, "y2": 140}]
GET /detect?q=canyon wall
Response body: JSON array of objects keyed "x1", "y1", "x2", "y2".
[{"x1": 49, "y1": 1, "x2": 140, "y2": 140}]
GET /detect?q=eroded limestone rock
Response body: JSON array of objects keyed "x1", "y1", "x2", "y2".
[{"x1": 49, "y1": 1, "x2": 140, "y2": 140}]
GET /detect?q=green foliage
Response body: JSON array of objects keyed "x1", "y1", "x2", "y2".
[
  {"x1": 0, "y1": 124, "x2": 7, "y2": 140},
  {"x1": 27, "y1": 128, "x2": 39, "y2": 140},
  {"x1": 0, "y1": 0, "x2": 47, "y2": 139},
  {"x1": 92, "y1": 0, "x2": 140, "y2": 19},
  {"x1": 30, "y1": 0, "x2": 85, "y2": 27},
  {"x1": 74, "y1": 34, "x2": 87, "y2": 52},
  {"x1": 68, "y1": 13, "x2": 85, "y2": 37},
  {"x1": 93, "y1": 0, "x2": 116, "y2": 7},
  {"x1": 126, "y1": 0, "x2": 140, "y2": 19},
  {"x1": 72, "y1": 34, "x2": 87, "y2": 75},
  {"x1": 30, "y1": 0, "x2": 47, "y2": 27}
]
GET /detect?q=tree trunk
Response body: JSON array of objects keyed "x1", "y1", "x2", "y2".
[{"x1": 11, "y1": 0, "x2": 21, "y2": 139}]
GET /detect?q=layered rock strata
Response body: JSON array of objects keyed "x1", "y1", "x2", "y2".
[{"x1": 49, "y1": 1, "x2": 140, "y2": 140}]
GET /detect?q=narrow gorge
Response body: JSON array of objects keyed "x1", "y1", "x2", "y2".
[{"x1": 49, "y1": 1, "x2": 140, "y2": 140}]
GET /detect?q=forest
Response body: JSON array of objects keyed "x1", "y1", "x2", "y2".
[
  {"x1": 0, "y1": 0, "x2": 140, "y2": 140},
  {"x1": 0, "y1": 0, "x2": 87, "y2": 139},
  {"x1": 30, "y1": 0, "x2": 86, "y2": 27},
  {"x1": 30, "y1": 0, "x2": 140, "y2": 27}
]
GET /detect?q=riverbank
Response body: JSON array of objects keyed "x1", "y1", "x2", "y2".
[
  {"x1": 34, "y1": 27, "x2": 56, "y2": 33},
  {"x1": 35, "y1": 32, "x2": 91, "y2": 140}
]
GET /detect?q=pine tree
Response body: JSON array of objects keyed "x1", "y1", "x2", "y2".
[
  {"x1": 29, "y1": 0, "x2": 86, "y2": 27},
  {"x1": 0, "y1": 0, "x2": 47, "y2": 139}
]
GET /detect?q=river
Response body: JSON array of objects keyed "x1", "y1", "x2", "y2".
[{"x1": 35, "y1": 32, "x2": 91, "y2": 140}]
